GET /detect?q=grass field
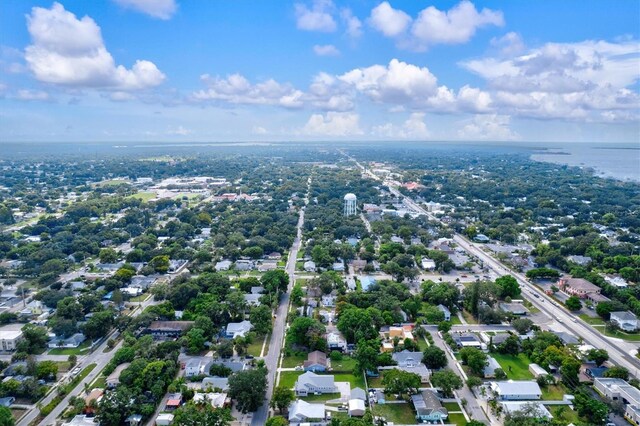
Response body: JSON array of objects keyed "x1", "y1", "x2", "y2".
[
  {"x1": 579, "y1": 315, "x2": 640, "y2": 341},
  {"x1": 278, "y1": 371, "x2": 302, "y2": 388},
  {"x1": 372, "y1": 403, "x2": 416, "y2": 424},
  {"x1": 333, "y1": 372, "x2": 366, "y2": 389},
  {"x1": 367, "y1": 374, "x2": 383, "y2": 388},
  {"x1": 331, "y1": 357, "x2": 356, "y2": 372},
  {"x1": 443, "y1": 401, "x2": 461, "y2": 411},
  {"x1": 448, "y1": 412, "x2": 467, "y2": 425},
  {"x1": 301, "y1": 392, "x2": 340, "y2": 403},
  {"x1": 127, "y1": 191, "x2": 156, "y2": 201},
  {"x1": 579, "y1": 314, "x2": 605, "y2": 325},
  {"x1": 247, "y1": 335, "x2": 268, "y2": 357},
  {"x1": 48, "y1": 340, "x2": 92, "y2": 356},
  {"x1": 450, "y1": 314, "x2": 463, "y2": 325},
  {"x1": 550, "y1": 405, "x2": 580, "y2": 423},
  {"x1": 282, "y1": 353, "x2": 307, "y2": 368},
  {"x1": 491, "y1": 353, "x2": 534, "y2": 380},
  {"x1": 542, "y1": 384, "x2": 567, "y2": 400},
  {"x1": 461, "y1": 310, "x2": 479, "y2": 324}
]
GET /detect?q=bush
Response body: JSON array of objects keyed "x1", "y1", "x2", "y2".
[{"x1": 330, "y1": 350, "x2": 343, "y2": 361}]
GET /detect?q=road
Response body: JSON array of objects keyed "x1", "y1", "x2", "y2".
[
  {"x1": 376, "y1": 163, "x2": 640, "y2": 377},
  {"x1": 251, "y1": 180, "x2": 309, "y2": 426},
  {"x1": 18, "y1": 293, "x2": 159, "y2": 426}
]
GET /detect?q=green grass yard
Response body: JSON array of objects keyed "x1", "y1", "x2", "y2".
[
  {"x1": 282, "y1": 353, "x2": 307, "y2": 368},
  {"x1": 127, "y1": 191, "x2": 156, "y2": 202},
  {"x1": 48, "y1": 340, "x2": 92, "y2": 355},
  {"x1": 443, "y1": 401, "x2": 461, "y2": 411},
  {"x1": 278, "y1": 371, "x2": 302, "y2": 388},
  {"x1": 372, "y1": 403, "x2": 416, "y2": 424},
  {"x1": 578, "y1": 315, "x2": 640, "y2": 341},
  {"x1": 333, "y1": 373, "x2": 366, "y2": 389},
  {"x1": 491, "y1": 353, "x2": 534, "y2": 380},
  {"x1": 331, "y1": 357, "x2": 356, "y2": 372},
  {"x1": 301, "y1": 392, "x2": 340, "y2": 403},
  {"x1": 447, "y1": 412, "x2": 467, "y2": 425},
  {"x1": 247, "y1": 334, "x2": 268, "y2": 357},
  {"x1": 542, "y1": 384, "x2": 567, "y2": 400}
]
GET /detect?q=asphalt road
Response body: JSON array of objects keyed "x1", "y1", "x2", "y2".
[{"x1": 251, "y1": 186, "x2": 308, "y2": 426}]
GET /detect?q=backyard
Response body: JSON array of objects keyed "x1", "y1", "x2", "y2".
[
  {"x1": 48, "y1": 340, "x2": 92, "y2": 356},
  {"x1": 491, "y1": 353, "x2": 534, "y2": 380},
  {"x1": 372, "y1": 403, "x2": 416, "y2": 424}
]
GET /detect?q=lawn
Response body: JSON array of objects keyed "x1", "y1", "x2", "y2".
[
  {"x1": 450, "y1": 314, "x2": 462, "y2": 325},
  {"x1": 331, "y1": 357, "x2": 356, "y2": 373},
  {"x1": 542, "y1": 384, "x2": 567, "y2": 400},
  {"x1": 282, "y1": 353, "x2": 307, "y2": 368},
  {"x1": 333, "y1": 372, "x2": 365, "y2": 389},
  {"x1": 461, "y1": 310, "x2": 478, "y2": 324},
  {"x1": 550, "y1": 405, "x2": 580, "y2": 423},
  {"x1": 417, "y1": 338, "x2": 430, "y2": 351},
  {"x1": 579, "y1": 314, "x2": 605, "y2": 325},
  {"x1": 127, "y1": 191, "x2": 156, "y2": 202},
  {"x1": 366, "y1": 375, "x2": 383, "y2": 389},
  {"x1": 130, "y1": 293, "x2": 151, "y2": 303},
  {"x1": 578, "y1": 315, "x2": 640, "y2": 341},
  {"x1": 278, "y1": 371, "x2": 302, "y2": 388},
  {"x1": 48, "y1": 340, "x2": 92, "y2": 355},
  {"x1": 55, "y1": 361, "x2": 72, "y2": 374},
  {"x1": 443, "y1": 401, "x2": 461, "y2": 411},
  {"x1": 247, "y1": 334, "x2": 268, "y2": 357},
  {"x1": 90, "y1": 375, "x2": 107, "y2": 389},
  {"x1": 372, "y1": 403, "x2": 416, "y2": 424},
  {"x1": 447, "y1": 412, "x2": 468, "y2": 425},
  {"x1": 492, "y1": 353, "x2": 534, "y2": 380},
  {"x1": 301, "y1": 392, "x2": 340, "y2": 403}
]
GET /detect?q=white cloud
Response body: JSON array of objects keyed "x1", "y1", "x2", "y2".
[
  {"x1": 462, "y1": 39, "x2": 640, "y2": 121},
  {"x1": 338, "y1": 59, "x2": 438, "y2": 105},
  {"x1": 110, "y1": 91, "x2": 135, "y2": 101},
  {"x1": 458, "y1": 114, "x2": 519, "y2": 140},
  {"x1": 252, "y1": 126, "x2": 268, "y2": 135},
  {"x1": 491, "y1": 32, "x2": 525, "y2": 56},
  {"x1": 368, "y1": 2, "x2": 411, "y2": 37},
  {"x1": 113, "y1": 0, "x2": 177, "y2": 20},
  {"x1": 369, "y1": 1, "x2": 503, "y2": 50},
  {"x1": 313, "y1": 44, "x2": 340, "y2": 56},
  {"x1": 372, "y1": 112, "x2": 430, "y2": 139},
  {"x1": 167, "y1": 125, "x2": 191, "y2": 136},
  {"x1": 341, "y1": 8, "x2": 362, "y2": 38},
  {"x1": 193, "y1": 73, "x2": 304, "y2": 108},
  {"x1": 302, "y1": 111, "x2": 363, "y2": 136},
  {"x1": 295, "y1": 0, "x2": 336, "y2": 32},
  {"x1": 25, "y1": 3, "x2": 165, "y2": 90},
  {"x1": 15, "y1": 89, "x2": 50, "y2": 101}
]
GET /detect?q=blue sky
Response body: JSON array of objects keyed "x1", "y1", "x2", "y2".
[{"x1": 0, "y1": 0, "x2": 639, "y2": 142}]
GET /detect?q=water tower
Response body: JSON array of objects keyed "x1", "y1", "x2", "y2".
[{"x1": 344, "y1": 193, "x2": 357, "y2": 216}]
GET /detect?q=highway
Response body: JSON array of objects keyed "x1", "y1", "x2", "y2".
[{"x1": 386, "y1": 171, "x2": 640, "y2": 378}]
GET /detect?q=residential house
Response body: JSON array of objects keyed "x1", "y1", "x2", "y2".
[
  {"x1": 201, "y1": 377, "x2": 229, "y2": 391},
  {"x1": 499, "y1": 302, "x2": 530, "y2": 316},
  {"x1": 303, "y1": 261, "x2": 316, "y2": 272},
  {"x1": 288, "y1": 400, "x2": 326, "y2": 423},
  {"x1": 63, "y1": 415, "x2": 99, "y2": 426},
  {"x1": 185, "y1": 358, "x2": 211, "y2": 377},
  {"x1": 19, "y1": 300, "x2": 44, "y2": 317},
  {"x1": 412, "y1": 390, "x2": 448, "y2": 423},
  {"x1": 604, "y1": 275, "x2": 629, "y2": 289},
  {"x1": 421, "y1": 258, "x2": 436, "y2": 270},
  {"x1": 474, "y1": 234, "x2": 490, "y2": 243},
  {"x1": 453, "y1": 333, "x2": 483, "y2": 349},
  {"x1": 106, "y1": 362, "x2": 130, "y2": 388},
  {"x1": 321, "y1": 295, "x2": 336, "y2": 307},
  {"x1": 332, "y1": 262, "x2": 345, "y2": 272},
  {"x1": 165, "y1": 393, "x2": 183, "y2": 410},
  {"x1": 244, "y1": 293, "x2": 261, "y2": 306},
  {"x1": 235, "y1": 260, "x2": 254, "y2": 271},
  {"x1": 215, "y1": 260, "x2": 232, "y2": 271},
  {"x1": 0, "y1": 328, "x2": 23, "y2": 351},
  {"x1": 84, "y1": 388, "x2": 104, "y2": 412},
  {"x1": 250, "y1": 286, "x2": 264, "y2": 294},
  {"x1": 528, "y1": 364, "x2": 548, "y2": 378},
  {"x1": 294, "y1": 372, "x2": 338, "y2": 396},
  {"x1": 257, "y1": 260, "x2": 278, "y2": 272},
  {"x1": 437, "y1": 305, "x2": 451, "y2": 321},
  {"x1": 610, "y1": 311, "x2": 638, "y2": 332},
  {"x1": 484, "y1": 356, "x2": 502, "y2": 378},
  {"x1": 225, "y1": 320, "x2": 253, "y2": 338},
  {"x1": 490, "y1": 381, "x2": 542, "y2": 400},
  {"x1": 568, "y1": 255, "x2": 592, "y2": 266},
  {"x1": 358, "y1": 276, "x2": 376, "y2": 291},
  {"x1": 348, "y1": 387, "x2": 366, "y2": 417},
  {"x1": 303, "y1": 351, "x2": 328, "y2": 373},
  {"x1": 0, "y1": 397, "x2": 14, "y2": 407},
  {"x1": 391, "y1": 350, "x2": 430, "y2": 383},
  {"x1": 147, "y1": 321, "x2": 194, "y2": 339},
  {"x1": 155, "y1": 413, "x2": 174, "y2": 426},
  {"x1": 389, "y1": 325, "x2": 414, "y2": 341},
  {"x1": 327, "y1": 332, "x2": 347, "y2": 352},
  {"x1": 553, "y1": 331, "x2": 580, "y2": 346},
  {"x1": 192, "y1": 392, "x2": 229, "y2": 408}
]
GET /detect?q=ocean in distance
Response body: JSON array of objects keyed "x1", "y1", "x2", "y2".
[{"x1": 530, "y1": 143, "x2": 640, "y2": 183}]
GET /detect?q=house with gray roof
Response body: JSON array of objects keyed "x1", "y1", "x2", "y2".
[
  {"x1": 294, "y1": 372, "x2": 337, "y2": 396},
  {"x1": 412, "y1": 390, "x2": 448, "y2": 423},
  {"x1": 610, "y1": 311, "x2": 638, "y2": 332},
  {"x1": 391, "y1": 350, "x2": 430, "y2": 382},
  {"x1": 490, "y1": 381, "x2": 542, "y2": 400},
  {"x1": 225, "y1": 320, "x2": 252, "y2": 338},
  {"x1": 201, "y1": 377, "x2": 229, "y2": 391}
]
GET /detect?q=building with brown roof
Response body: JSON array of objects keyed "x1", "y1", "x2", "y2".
[{"x1": 303, "y1": 351, "x2": 328, "y2": 372}]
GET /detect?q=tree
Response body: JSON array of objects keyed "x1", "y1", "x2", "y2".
[
  {"x1": 495, "y1": 275, "x2": 520, "y2": 299},
  {"x1": 217, "y1": 340, "x2": 234, "y2": 359},
  {"x1": 438, "y1": 321, "x2": 452, "y2": 333},
  {"x1": 354, "y1": 339, "x2": 379, "y2": 375},
  {"x1": 185, "y1": 328, "x2": 206, "y2": 354},
  {"x1": 511, "y1": 318, "x2": 534, "y2": 335},
  {"x1": 466, "y1": 376, "x2": 482, "y2": 389},
  {"x1": 422, "y1": 346, "x2": 447, "y2": 370},
  {"x1": 68, "y1": 354, "x2": 77, "y2": 367},
  {"x1": 336, "y1": 306, "x2": 376, "y2": 343},
  {"x1": 17, "y1": 324, "x2": 48, "y2": 354},
  {"x1": 494, "y1": 368, "x2": 507, "y2": 380},
  {"x1": 290, "y1": 283, "x2": 304, "y2": 306},
  {"x1": 574, "y1": 388, "x2": 609, "y2": 425},
  {"x1": 36, "y1": 361, "x2": 58, "y2": 380},
  {"x1": 496, "y1": 335, "x2": 520, "y2": 356},
  {"x1": 265, "y1": 417, "x2": 288, "y2": 426},
  {"x1": 565, "y1": 296, "x2": 582, "y2": 311},
  {"x1": 459, "y1": 348, "x2": 488, "y2": 376},
  {"x1": 604, "y1": 366, "x2": 629, "y2": 380},
  {"x1": 99, "y1": 248, "x2": 118, "y2": 263},
  {"x1": 431, "y1": 369, "x2": 463, "y2": 397},
  {"x1": 82, "y1": 310, "x2": 114, "y2": 339},
  {"x1": 587, "y1": 349, "x2": 609, "y2": 367},
  {"x1": 382, "y1": 369, "x2": 421, "y2": 397},
  {"x1": 596, "y1": 300, "x2": 627, "y2": 320},
  {"x1": 56, "y1": 297, "x2": 83, "y2": 321},
  {"x1": 149, "y1": 255, "x2": 170, "y2": 273},
  {"x1": 228, "y1": 368, "x2": 268, "y2": 413},
  {"x1": 270, "y1": 386, "x2": 294, "y2": 413},
  {"x1": 287, "y1": 317, "x2": 326, "y2": 351},
  {"x1": 560, "y1": 357, "x2": 581, "y2": 387},
  {"x1": 0, "y1": 406, "x2": 14, "y2": 426},
  {"x1": 250, "y1": 305, "x2": 273, "y2": 335},
  {"x1": 172, "y1": 402, "x2": 232, "y2": 426},
  {"x1": 261, "y1": 270, "x2": 288, "y2": 295}
]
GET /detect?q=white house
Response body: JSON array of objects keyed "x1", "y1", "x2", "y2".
[
  {"x1": 214, "y1": 260, "x2": 232, "y2": 271},
  {"x1": 303, "y1": 261, "x2": 316, "y2": 272},
  {"x1": 610, "y1": 311, "x2": 638, "y2": 332},
  {"x1": 501, "y1": 402, "x2": 552, "y2": 419},
  {"x1": 225, "y1": 321, "x2": 253, "y2": 338},
  {"x1": 490, "y1": 381, "x2": 542, "y2": 400},
  {"x1": 185, "y1": 358, "x2": 210, "y2": 377},
  {"x1": 288, "y1": 400, "x2": 326, "y2": 423},
  {"x1": 155, "y1": 413, "x2": 174, "y2": 426},
  {"x1": 421, "y1": 258, "x2": 436, "y2": 270},
  {"x1": 294, "y1": 372, "x2": 338, "y2": 396},
  {"x1": 0, "y1": 328, "x2": 23, "y2": 352},
  {"x1": 528, "y1": 364, "x2": 548, "y2": 378}
]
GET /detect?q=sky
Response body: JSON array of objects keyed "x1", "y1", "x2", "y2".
[{"x1": 0, "y1": 0, "x2": 639, "y2": 143}]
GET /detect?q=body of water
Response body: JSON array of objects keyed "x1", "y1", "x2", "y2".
[{"x1": 530, "y1": 144, "x2": 640, "y2": 182}]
